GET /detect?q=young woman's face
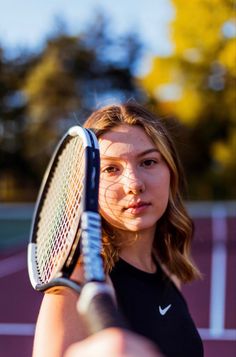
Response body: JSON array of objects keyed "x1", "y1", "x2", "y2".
[{"x1": 99, "y1": 124, "x2": 170, "y2": 233}]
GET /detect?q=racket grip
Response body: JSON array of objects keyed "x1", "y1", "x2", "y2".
[{"x1": 77, "y1": 282, "x2": 128, "y2": 334}]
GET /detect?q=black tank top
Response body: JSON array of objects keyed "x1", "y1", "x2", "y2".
[{"x1": 110, "y1": 258, "x2": 204, "y2": 357}]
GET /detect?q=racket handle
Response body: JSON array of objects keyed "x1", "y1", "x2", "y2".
[{"x1": 77, "y1": 282, "x2": 128, "y2": 334}]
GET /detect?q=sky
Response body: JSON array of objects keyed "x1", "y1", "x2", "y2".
[{"x1": 0, "y1": 0, "x2": 174, "y2": 60}]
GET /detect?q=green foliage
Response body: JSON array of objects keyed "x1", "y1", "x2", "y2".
[
  {"x1": 141, "y1": 0, "x2": 236, "y2": 200},
  {"x1": 0, "y1": 14, "x2": 143, "y2": 201}
]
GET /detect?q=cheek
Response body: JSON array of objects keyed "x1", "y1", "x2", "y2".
[
  {"x1": 152, "y1": 170, "x2": 170, "y2": 204},
  {"x1": 163, "y1": 172, "x2": 171, "y2": 194},
  {"x1": 99, "y1": 185, "x2": 124, "y2": 228},
  {"x1": 99, "y1": 187, "x2": 107, "y2": 211},
  {"x1": 152, "y1": 168, "x2": 170, "y2": 190},
  {"x1": 163, "y1": 175, "x2": 171, "y2": 201},
  {"x1": 99, "y1": 182, "x2": 119, "y2": 210}
]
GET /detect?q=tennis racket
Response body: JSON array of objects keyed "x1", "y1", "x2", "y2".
[{"x1": 27, "y1": 125, "x2": 126, "y2": 334}]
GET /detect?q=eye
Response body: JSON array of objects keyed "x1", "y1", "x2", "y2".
[
  {"x1": 141, "y1": 159, "x2": 158, "y2": 168},
  {"x1": 102, "y1": 166, "x2": 119, "y2": 174}
]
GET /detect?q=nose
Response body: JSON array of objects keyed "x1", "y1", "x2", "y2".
[{"x1": 122, "y1": 167, "x2": 145, "y2": 195}]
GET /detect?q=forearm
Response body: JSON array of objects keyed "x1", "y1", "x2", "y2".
[{"x1": 33, "y1": 288, "x2": 87, "y2": 357}]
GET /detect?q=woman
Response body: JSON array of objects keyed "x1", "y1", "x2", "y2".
[{"x1": 33, "y1": 102, "x2": 203, "y2": 357}]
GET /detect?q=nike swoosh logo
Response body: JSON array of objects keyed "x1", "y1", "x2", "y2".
[{"x1": 159, "y1": 304, "x2": 172, "y2": 315}]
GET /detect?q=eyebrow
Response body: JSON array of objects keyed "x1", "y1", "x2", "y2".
[
  {"x1": 137, "y1": 148, "x2": 160, "y2": 157},
  {"x1": 100, "y1": 148, "x2": 160, "y2": 160}
]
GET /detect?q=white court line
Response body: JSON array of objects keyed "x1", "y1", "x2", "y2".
[
  {"x1": 0, "y1": 323, "x2": 35, "y2": 336},
  {"x1": 1, "y1": 323, "x2": 236, "y2": 340},
  {"x1": 0, "y1": 252, "x2": 26, "y2": 278},
  {"x1": 199, "y1": 328, "x2": 236, "y2": 341},
  {"x1": 209, "y1": 205, "x2": 228, "y2": 335}
]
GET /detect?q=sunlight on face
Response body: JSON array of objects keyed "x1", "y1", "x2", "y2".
[{"x1": 98, "y1": 124, "x2": 170, "y2": 234}]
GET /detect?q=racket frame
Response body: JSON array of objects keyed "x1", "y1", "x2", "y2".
[{"x1": 28, "y1": 126, "x2": 104, "y2": 293}]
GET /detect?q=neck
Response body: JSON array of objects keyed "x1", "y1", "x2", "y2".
[{"x1": 118, "y1": 228, "x2": 156, "y2": 273}]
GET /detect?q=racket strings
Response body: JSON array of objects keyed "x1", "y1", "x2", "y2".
[
  {"x1": 36, "y1": 137, "x2": 85, "y2": 283},
  {"x1": 38, "y1": 165, "x2": 83, "y2": 280}
]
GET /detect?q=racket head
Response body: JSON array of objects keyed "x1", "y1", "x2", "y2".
[{"x1": 28, "y1": 126, "x2": 101, "y2": 291}]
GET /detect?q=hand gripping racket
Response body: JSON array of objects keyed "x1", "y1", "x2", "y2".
[{"x1": 27, "y1": 126, "x2": 126, "y2": 334}]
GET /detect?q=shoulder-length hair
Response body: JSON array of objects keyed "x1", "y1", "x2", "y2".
[{"x1": 84, "y1": 102, "x2": 201, "y2": 282}]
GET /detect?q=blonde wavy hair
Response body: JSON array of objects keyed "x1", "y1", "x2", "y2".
[{"x1": 84, "y1": 102, "x2": 201, "y2": 283}]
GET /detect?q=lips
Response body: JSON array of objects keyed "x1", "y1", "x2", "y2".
[
  {"x1": 124, "y1": 200, "x2": 151, "y2": 214},
  {"x1": 126, "y1": 201, "x2": 149, "y2": 209}
]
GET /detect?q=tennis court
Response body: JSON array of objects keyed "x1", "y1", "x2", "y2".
[{"x1": 0, "y1": 202, "x2": 235, "y2": 357}]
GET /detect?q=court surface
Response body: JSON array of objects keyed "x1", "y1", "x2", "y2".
[{"x1": 0, "y1": 202, "x2": 235, "y2": 357}]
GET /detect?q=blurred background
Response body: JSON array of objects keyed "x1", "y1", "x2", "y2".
[{"x1": 0, "y1": 0, "x2": 235, "y2": 356}]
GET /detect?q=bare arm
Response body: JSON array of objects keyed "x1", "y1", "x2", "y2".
[
  {"x1": 33, "y1": 288, "x2": 88, "y2": 357},
  {"x1": 32, "y1": 264, "x2": 88, "y2": 357}
]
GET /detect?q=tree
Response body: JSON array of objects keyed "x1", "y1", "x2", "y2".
[
  {"x1": 0, "y1": 46, "x2": 39, "y2": 201},
  {"x1": 141, "y1": 0, "x2": 236, "y2": 199},
  {"x1": 0, "y1": 14, "x2": 144, "y2": 201}
]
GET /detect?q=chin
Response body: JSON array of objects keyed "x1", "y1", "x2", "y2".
[{"x1": 123, "y1": 220, "x2": 156, "y2": 232}]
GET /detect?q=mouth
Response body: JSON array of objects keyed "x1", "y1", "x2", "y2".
[{"x1": 124, "y1": 200, "x2": 151, "y2": 215}]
